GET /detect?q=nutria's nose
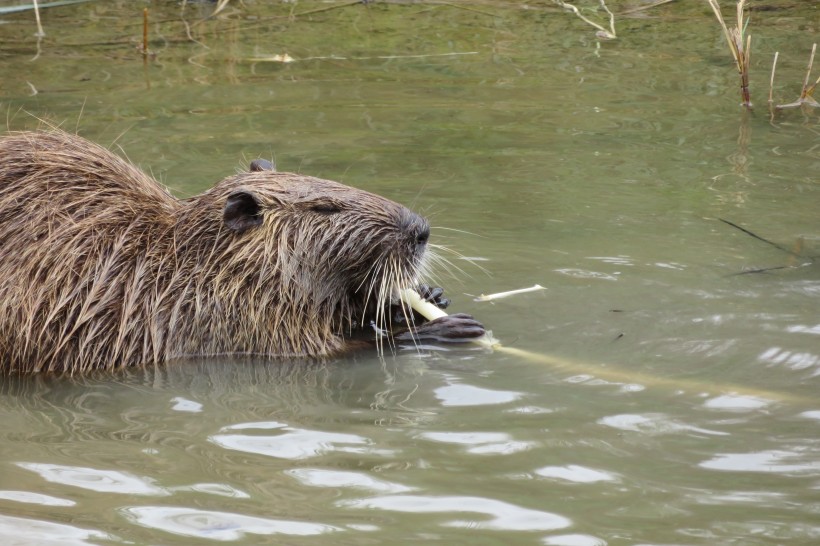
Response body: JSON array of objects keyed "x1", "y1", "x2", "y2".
[
  {"x1": 415, "y1": 223, "x2": 430, "y2": 246},
  {"x1": 400, "y1": 210, "x2": 430, "y2": 248}
]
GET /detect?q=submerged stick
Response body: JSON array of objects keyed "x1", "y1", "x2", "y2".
[
  {"x1": 400, "y1": 288, "x2": 807, "y2": 404},
  {"x1": 33, "y1": 0, "x2": 45, "y2": 37},
  {"x1": 719, "y1": 218, "x2": 803, "y2": 257}
]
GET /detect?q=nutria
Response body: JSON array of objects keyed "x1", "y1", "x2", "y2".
[{"x1": 0, "y1": 130, "x2": 485, "y2": 374}]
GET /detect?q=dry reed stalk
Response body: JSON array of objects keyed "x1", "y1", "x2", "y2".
[
  {"x1": 553, "y1": 0, "x2": 616, "y2": 40},
  {"x1": 775, "y1": 43, "x2": 820, "y2": 110},
  {"x1": 768, "y1": 51, "x2": 778, "y2": 108},
  {"x1": 142, "y1": 8, "x2": 148, "y2": 58},
  {"x1": 797, "y1": 43, "x2": 820, "y2": 103},
  {"x1": 705, "y1": 0, "x2": 752, "y2": 108}
]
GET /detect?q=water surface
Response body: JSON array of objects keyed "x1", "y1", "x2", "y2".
[{"x1": 1, "y1": 2, "x2": 819, "y2": 544}]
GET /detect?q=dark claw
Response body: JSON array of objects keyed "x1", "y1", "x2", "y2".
[
  {"x1": 396, "y1": 313, "x2": 486, "y2": 343},
  {"x1": 415, "y1": 284, "x2": 450, "y2": 310}
]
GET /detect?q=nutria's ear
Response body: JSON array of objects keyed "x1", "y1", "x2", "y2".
[
  {"x1": 249, "y1": 159, "x2": 275, "y2": 172},
  {"x1": 223, "y1": 191, "x2": 262, "y2": 233}
]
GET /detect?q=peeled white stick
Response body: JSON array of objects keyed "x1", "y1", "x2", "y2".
[
  {"x1": 399, "y1": 288, "x2": 499, "y2": 349},
  {"x1": 398, "y1": 288, "x2": 806, "y2": 405},
  {"x1": 473, "y1": 284, "x2": 545, "y2": 302}
]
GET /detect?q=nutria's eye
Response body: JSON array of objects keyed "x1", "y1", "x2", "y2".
[{"x1": 311, "y1": 202, "x2": 342, "y2": 215}]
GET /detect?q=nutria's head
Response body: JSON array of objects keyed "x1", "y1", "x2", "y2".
[{"x1": 175, "y1": 168, "x2": 432, "y2": 352}]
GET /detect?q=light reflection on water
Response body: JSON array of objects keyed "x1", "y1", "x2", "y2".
[
  {"x1": 338, "y1": 495, "x2": 572, "y2": 532},
  {"x1": 121, "y1": 506, "x2": 342, "y2": 540},
  {"x1": 1, "y1": 1, "x2": 820, "y2": 545}
]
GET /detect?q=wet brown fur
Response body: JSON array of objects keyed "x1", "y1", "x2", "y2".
[{"x1": 0, "y1": 130, "x2": 431, "y2": 373}]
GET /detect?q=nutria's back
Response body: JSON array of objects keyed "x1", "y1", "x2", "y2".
[{"x1": 0, "y1": 130, "x2": 432, "y2": 373}]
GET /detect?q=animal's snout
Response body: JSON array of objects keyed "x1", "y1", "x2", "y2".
[
  {"x1": 399, "y1": 210, "x2": 430, "y2": 249},
  {"x1": 415, "y1": 223, "x2": 430, "y2": 246}
]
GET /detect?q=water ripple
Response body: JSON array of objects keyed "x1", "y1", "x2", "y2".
[
  {"x1": 338, "y1": 495, "x2": 571, "y2": 531},
  {"x1": 699, "y1": 450, "x2": 820, "y2": 474},
  {"x1": 758, "y1": 346, "x2": 820, "y2": 371},
  {"x1": 554, "y1": 268, "x2": 618, "y2": 281},
  {"x1": 17, "y1": 463, "x2": 168, "y2": 495},
  {"x1": 543, "y1": 533, "x2": 608, "y2": 546},
  {"x1": 420, "y1": 431, "x2": 535, "y2": 455},
  {"x1": 434, "y1": 382, "x2": 523, "y2": 407},
  {"x1": 0, "y1": 514, "x2": 111, "y2": 546},
  {"x1": 0, "y1": 490, "x2": 75, "y2": 506},
  {"x1": 121, "y1": 506, "x2": 340, "y2": 540},
  {"x1": 286, "y1": 468, "x2": 414, "y2": 493},
  {"x1": 702, "y1": 394, "x2": 772, "y2": 411},
  {"x1": 786, "y1": 324, "x2": 820, "y2": 335},
  {"x1": 171, "y1": 483, "x2": 250, "y2": 498},
  {"x1": 170, "y1": 397, "x2": 204, "y2": 413},
  {"x1": 535, "y1": 465, "x2": 619, "y2": 483},
  {"x1": 597, "y1": 413, "x2": 728, "y2": 436},
  {"x1": 210, "y1": 421, "x2": 383, "y2": 460}
]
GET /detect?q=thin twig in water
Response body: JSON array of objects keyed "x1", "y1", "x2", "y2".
[
  {"x1": 552, "y1": 0, "x2": 616, "y2": 40},
  {"x1": 730, "y1": 265, "x2": 801, "y2": 276},
  {"x1": 719, "y1": 218, "x2": 803, "y2": 258}
]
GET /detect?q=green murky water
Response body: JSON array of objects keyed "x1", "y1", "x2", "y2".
[{"x1": 1, "y1": 1, "x2": 820, "y2": 544}]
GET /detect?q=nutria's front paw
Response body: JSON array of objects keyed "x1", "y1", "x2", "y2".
[
  {"x1": 415, "y1": 283, "x2": 451, "y2": 310},
  {"x1": 391, "y1": 284, "x2": 451, "y2": 325},
  {"x1": 396, "y1": 313, "x2": 485, "y2": 343}
]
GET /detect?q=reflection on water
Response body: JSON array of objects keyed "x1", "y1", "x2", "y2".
[
  {"x1": 1, "y1": 1, "x2": 820, "y2": 544},
  {"x1": 17, "y1": 463, "x2": 168, "y2": 496},
  {"x1": 210, "y1": 421, "x2": 382, "y2": 460},
  {"x1": 339, "y1": 495, "x2": 571, "y2": 532},
  {"x1": 699, "y1": 451, "x2": 820, "y2": 474},
  {"x1": 0, "y1": 515, "x2": 111, "y2": 546},
  {"x1": 286, "y1": 468, "x2": 415, "y2": 494},
  {"x1": 122, "y1": 506, "x2": 341, "y2": 540},
  {"x1": 534, "y1": 465, "x2": 619, "y2": 484}
]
